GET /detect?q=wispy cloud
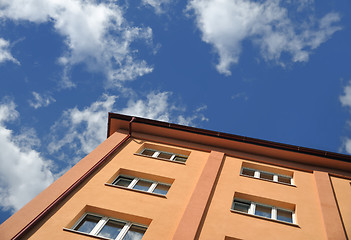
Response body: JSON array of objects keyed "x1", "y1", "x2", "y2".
[
  {"x1": 48, "y1": 92, "x2": 208, "y2": 162},
  {"x1": 0, "y1": 0, "x2": 153, "y2": 88},
  {"x1": 120, "y1": 92, "x2": 173, "y2": 122},
  {"x1": 340, "y1": 81, "x2": 351, "y2": 108},
  {"x1": 120, "y1": 91, "x2": 208, "y2": 125},
  {"x1": 187, "y1": 0, "x2": 341, "y2": 75},
  {"x1": 340, "y1": 137, "x2": 351, "y2": 155},
  {"x1": 28, "y1": 92, "x2": 56, "y2": 109},
  {"x1": 231, "y1": 92, "x2": 248, "y2": 101},
  {"x1": 141, "y1": 0, "x2": 171, "y2": 14},
  {"x1": 0, "y1": 38, "x2": 19, "y2": 65},
  {"x1": 340, "y1": 81, "x2": 351, "y2": 154},
  {"x1": 48, "y1": 94, "x2": 117, "y2": 162},
  {"x1": 0, "y1": 99, "x2": 54, "y2": 212}
]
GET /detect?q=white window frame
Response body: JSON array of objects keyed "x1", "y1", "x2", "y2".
[
  {"x1": 140, "y1": 148, "x2": 188, "y2": 163},
  {"x1": 112, "y1": 175, "x2": 171, "y2": 195},
  {"x1": 71, "y1": 213, "x2": 147, "y2": 240},
  {"x1": 232, "y1": 198, "x2": 296, "y2": 224},
  {"x1": 241, "y1": 167, "x2": 294, "y2": 185}
]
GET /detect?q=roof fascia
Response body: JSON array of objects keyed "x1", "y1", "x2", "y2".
[{"x1": 108, "y1": 112, "x2": 351, "y2": 165}]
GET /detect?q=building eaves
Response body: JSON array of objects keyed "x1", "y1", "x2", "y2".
[{"x1": 108, "y1": 112, "x2": 351, "y2": 163}]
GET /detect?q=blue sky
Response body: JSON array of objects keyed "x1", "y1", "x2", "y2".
[{"x1": 0, "y1": 0, "x2": 351, "y2": 224}]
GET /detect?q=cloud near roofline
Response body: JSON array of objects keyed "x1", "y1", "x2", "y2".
[
  {"x1": 339, "y1": 81, "x2": 351, "y2": 154},
  {"x1": 0, "y1": 99, "x2": 54, "y2": 212},
  {"x1": 48, "y1": 91, "x2": 208, "y2": 162}
]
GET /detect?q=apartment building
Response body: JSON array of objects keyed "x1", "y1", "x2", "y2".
[{"x1": 0, "y1": 113, "x2": 350, "y2": 240}]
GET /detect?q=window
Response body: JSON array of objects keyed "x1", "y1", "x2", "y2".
[
  {"x1": 112, "y1": 175, "x2": 171, "y2": 196},
  {"x1": 231, "y1": 199, "x2": 295, "y2": 224},
  {"x1": 241, "y1": 167, "x2": 293, "y2": 185},
  {"x1": 72, "y1": 213, "x2": 147, "y2": 240},
  {"x1": 139, "y1": 148, "x2": 188, "y2": 163}
]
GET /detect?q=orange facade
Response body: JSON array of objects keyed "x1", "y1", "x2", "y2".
[{"x1": 0, "y1": 113, "x2": 350, "y2": 240}]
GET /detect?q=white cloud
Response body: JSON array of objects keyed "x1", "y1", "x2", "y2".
[
  {"x1": 0, "y1": 99, "x2": 54, "y2": 212},
  {"x1": 0, "y1": 38, "x2": 19, "y2": 65},
  {"x1": 28, "y1": 92, "x2": 56, "y2": 109},
  {"x1": 231, "y1": 92, "x2": 248, "y2": 101},
  {"x1": 48, "y1": 94, "x2": 117, "y2": 160},
  {"x1": 49, "y1": 92, "x2": 208, "y2": 161},
  {"x1": 286, "y1": 0, "x2": 314, "y2": 12},
  {"x1": 120, "y1": 92, "x2": 172, "y2": 122},
  {"x1": 340, "y1": 81, "x2": 351, "y2": 108},
  {"x1": 120, "y1": 91, "x2": 208, "y2": 125},
  {"x1": 340, "y1": 137, "x2": 351, "y2": 155},
  {"x1": 0, "y1": 0, "x2": 153, "y2": 87},
  {"x1": 142, "y1": 0, "x2": 171, "y2": 14},
  {"x1": 340, "y1": 82, "x2": 351, "y2": 154},
  {"x1": 187, "y1": 0, "x2": 341, "y2": 75}
]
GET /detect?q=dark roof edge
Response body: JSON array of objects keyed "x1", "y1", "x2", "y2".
[{"x1": 108, "y1": 112, "x2": 351, "y2": 163}]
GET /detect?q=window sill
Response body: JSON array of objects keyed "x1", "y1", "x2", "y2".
[
  {"x1": 63, "y1": 228, "x2": 112, "y2": 240},
  {"x1": 240, "y1": 174, "x2": 296, "y2": 187},
  {"x1": 230, "y1": 210, "x2": 300, "y2": 228},
  {"x1": 134, "y1": 153, "x2": 186, "y2": 165},
  {"x1": 105, "y1": 183, "x2": 168, "y2": 198}
]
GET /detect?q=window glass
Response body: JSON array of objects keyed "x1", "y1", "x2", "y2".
[
  {"x1": 233, "y1": 200, "x2": 250, "y2": 213},
  {"x1": 277, "y1": 209, "x2": 293, "y2": 223},
  {"x1": 157, "y1": 152, "x2": 173, "y2": 159},
  {"x1": 75, "y1": 214, "x2": 101, "y2": 234},
  {"x1": 174, "y1": 156, "x2": 187, "y2": 163},
  {"x1": 133, "y1": 180, "x2": 152, "y2": 191},
  {"x1": 241, "y1": 165, "x2": 294, "y2": 185},
  {"x1": 242, "y1": 168, "x2": 255, "y2": 177},
  {"x1": 97, "y1": 220, "x2": 124, "y2": 239},
  {"x1": 111, "y1": 175, "x2": 171, "y2": 196},
  {"x1": 278, "y1": 175, "x2": 291, "y2": 184},
  {"x1": 141, "y1": 149, "x2": 156, "y2": 157},
  {"x1": 260, "y1": 172, "x2": 274, "y2": 181},
  {"x1": 113, "y1": 176, "x2": 133, "y2": 187},
  {"x1": 140, "y1": 148, "x2": 188, "y2": 163},
  {"x1": 123, "y1": 225, "x2": 147, "y2": 240},
  {"x1": 255, "y1": 204, "x2": 272, "y2": 218},
  {"x1": 152, "y1": 184, "x2": 170, "y2": 195}
]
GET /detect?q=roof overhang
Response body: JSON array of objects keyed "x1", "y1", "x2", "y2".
[{"x1": 108, "y1": 113, "x2": 351, "y2": 173}]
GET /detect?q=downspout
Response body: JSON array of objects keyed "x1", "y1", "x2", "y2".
[
  {"x1": 129, "y1": 116, "x2": 135, "y2": 136},
  {"x1": 12, "y1": 117, "x2": 135, "y2": 240}
]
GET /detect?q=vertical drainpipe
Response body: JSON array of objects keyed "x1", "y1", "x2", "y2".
[{"x1": 12, "y1": 117, "x2": 135, "y2": 240}]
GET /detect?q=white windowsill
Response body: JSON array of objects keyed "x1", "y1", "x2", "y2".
[
  {"x1": 240, "y1": 174, "x2": 296, "y2": 187},
  {"x1": 63, "y1": 228, "x2": 112, "y2": 240},
  {"x1": 230, "y1": 209, "x2": 300, "y2": 227}
]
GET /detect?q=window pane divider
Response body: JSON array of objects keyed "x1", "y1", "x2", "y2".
[
  {"x1": 249, "y1": 203, "x2": 255, "y2": 215},
  {"x1": 272, "y1": 207, "x2": 277, "y2": 220},
  {"x1": 273, "y1": 175, "x2": 278, "y2": 182},
  {"x1": 117, "y1": 222, "x2": 132, "y2": 240},
  {"x1": 129, "y1": 178, "x2": 139, "y2": 189},
  {"x1": 148, "y1": 182, "x2": 157, "y2": 192},
  {"x1": 90, "y1": 217, "x2": 108, "y2": 235},
  {"x1": 152, "y1": 151, "x2": 160, "y2": 158}
]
